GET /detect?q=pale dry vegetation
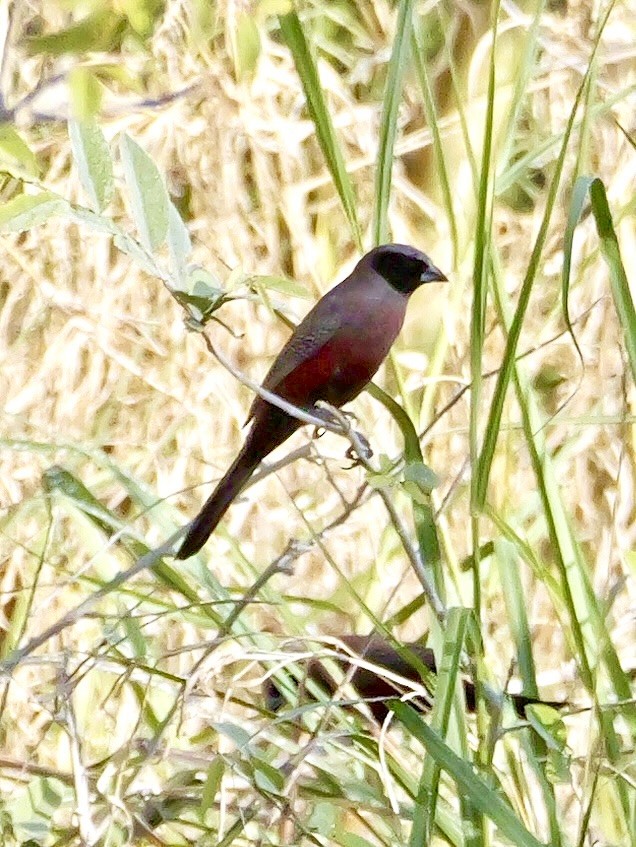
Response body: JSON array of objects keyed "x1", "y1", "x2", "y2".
[{"x1": 0, "y1": 0, "x2": 634, "y2": 845}]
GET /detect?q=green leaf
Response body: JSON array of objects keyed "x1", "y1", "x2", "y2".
[
  {"x1": 26, "y1": 10, "x2": 127, "y2": 56},
  {"x1": 252, "y1": 756, "x2": 285, "y2": 793},
  {"x1": 200, "y1": 758, "x2": 224, "y2": 816},
  {"x1": 118, "y1": 0, "x2": 164, "y2": 38},
  {"x1": 0, "y1": 192, "x2": 67, "y2": 232},
  {"x1": 231, "y1": 13, "x2": 261, "y2": 81},
  {"x1": 373, "y1": 0, "x2": 415, "y2": 244},
  {"x1": 68, "y1": 119, "x2": 113, "y2": 212},
  {"x1": 120, "y1": 133, "x2": 169, "y2": 251},
  {"x1": 366, "y1": 470, "x2": 397, "y2": 490},
  {"x1": 393, "y1": 701, "x2": 546, "y2": 847},
  {"x1": 173, "y1": 266, "x2": 227, "y2": 321},
  {"x1": 0, "y1": 124, "x2": 40, "y2": 178},
  {"x1": 366, "y1": 454, "x2": 399, "y2": 489},
  {"x1": 250, "y1": 274, "x2": 310, "y2": 298},
  {"x1": 167, "y1": 200, "x2": 192, "y2": 287},
  {"x1": 279, "y1": 11, "x2": 361, "y2": 247},
  {"x1": 69, "y1": 66, "x2": 103, "y2": 120},
  {"x1": 0, "y1": 188, "x2": 165, "y2": 283},
  {"x1": 403, "y1": 461, "x2": 440, "y2": 494},
  {"x1": 213, "y1": 722, "x2": 251, "y2": 750},
  {"x1": 9, "y1": 777, "x2": 70, "y2": 841}
]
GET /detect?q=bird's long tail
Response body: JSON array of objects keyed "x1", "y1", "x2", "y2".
[
  {"x1": 175, "y1": 446, "x2": 262, "y2": 559},
  {"x1": 176, "y1": 409, "x2": 300, "y2": 559}
]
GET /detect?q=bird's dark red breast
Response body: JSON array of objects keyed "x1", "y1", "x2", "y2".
[{"x1": 254, "y1": 323, "x2": 402, "y2": 418}]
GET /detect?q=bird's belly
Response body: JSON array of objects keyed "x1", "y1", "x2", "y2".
[{"x1": 317, "y1": 331, "x2": 394, "y2": 406}]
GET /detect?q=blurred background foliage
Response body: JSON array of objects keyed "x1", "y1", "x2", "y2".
[{"x1": 0, "y1": 0, "x2": 635, "y2": 845}]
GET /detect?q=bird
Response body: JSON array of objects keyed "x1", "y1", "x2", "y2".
[
  {"x1": 263, "y1": 634, "x2": 565, "y2": 723},
  {"x1": 176, "y1": 243, "x2": 447, "y2": 559}
]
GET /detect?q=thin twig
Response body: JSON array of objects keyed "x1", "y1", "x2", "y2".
[
  {"x1": 0, "y1": 537, "x2": 177, "y2": 672},
  {"x1": 3, "y1": 66, "x2": 202, "y2": 124},
  {"x1": 420, "y1": 297, "x2": 605, "y2": 441}
]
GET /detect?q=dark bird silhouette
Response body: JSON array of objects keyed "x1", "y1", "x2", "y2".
[
  {"x1": 176, "y1": 244, "x2": 447, "y2": 558},
  {"x1": 264, "y1": 634, "x2": 564, "y2": 723}
]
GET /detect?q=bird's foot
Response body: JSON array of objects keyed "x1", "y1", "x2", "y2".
[
  {"x1": 344, "y1": 431, "x2": 373, "y2": 464},
  {"x1": 339, "y1": 409, "x2": 359, "y2": 425},
  {"x1": 310, "y1": 405, "x2": 353, "y2": 439},
  {"x1": 311, "y1": 403, "x2": 372, "y2": 464}
]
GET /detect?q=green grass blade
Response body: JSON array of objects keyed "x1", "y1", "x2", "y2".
[
  {"x1": 561, "y1": 175, "x2": 593, "y2": 362},
  {"x1": 495, "y1": 537, "x2": 563, "y2": 846},
  {"x1": 367, "y1": 382, "x2": 442, "y2": 579},
  {"x1": 279, "y1": 11, "x2": 361, "y2": 248},
  {"x1": 411, "y1": 21, "x2": 458, "y2": 264},
  {"x1": 510, "y1": 362, "x2": 636, "y2": 829},
  {"x1": 409, "y1": 607, "x2": 469, "y2": 846},
  {"x1": 589, "y1": 178, "x2": 636, "y2": 385},
  {"x1": 372, "y1": 0, "x2": 415, "y2": 245},
  {"x1": 474, "y1": 24, "x2": 606, "y2": 509},
  {"x1": 494, "y1": 538, "x2": 538, "y2": 697},
  {"x1": 469, "y1": 0, "x2": 498, "y2": 500},
  {"x1": 393, "y1": 700, "x2": 547, "y2": 847}
]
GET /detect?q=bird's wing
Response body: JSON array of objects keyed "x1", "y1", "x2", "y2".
[{"x1": 247, "y1": 293, "x2": 345, "y2": 421}]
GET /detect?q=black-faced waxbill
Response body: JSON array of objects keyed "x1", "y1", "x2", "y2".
[{"x1": 176, "y1": 244, "x2": 447, "y2": 559}]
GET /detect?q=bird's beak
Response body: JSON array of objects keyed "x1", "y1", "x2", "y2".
[{"x1": 420, "y1": 263, "x2": 448, "y2": 284}]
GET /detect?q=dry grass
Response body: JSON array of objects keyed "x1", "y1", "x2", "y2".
[{"x1": 0, "y1": 0, "x2": 635, "y2": 844}]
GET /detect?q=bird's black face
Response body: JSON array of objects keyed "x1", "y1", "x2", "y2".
[{"x1": 368, "y1": 243, "x2": 447, "y2": 295}]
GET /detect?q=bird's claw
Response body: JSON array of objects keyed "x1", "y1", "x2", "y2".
[
  {"x1": 340, "y1": 409, "x2": 359, "y2": 425},
  {"x1": 344, "y1": 431, "x2": 373, "y2": 465}
]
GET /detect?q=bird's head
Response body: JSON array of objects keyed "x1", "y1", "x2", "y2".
[{"x1": 366, "y1": 243, "x2": 447, "y2": 295}]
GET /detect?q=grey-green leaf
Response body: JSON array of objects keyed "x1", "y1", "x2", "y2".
[
  {"x1": 68, "y1": 118, "x2": 114, "y2": 212},
  {"x1": 120, "y1": 133, "x2": 169, "y2": 252},
  {"x1": 0, "y1": 192, "x2": 67, "y2": 232},
  {"x1": 250, "y1": 273, "x2": 310, "y2": 298},
  {"x1": 167, "y1": 200, "x2": 192, "y2": 288},
  {"x1": 404, "y1": 461, "x2": 440, "y2": 493},
  {"x1": 0, "y1": 124, "x2": 40, "y2": 178}
]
